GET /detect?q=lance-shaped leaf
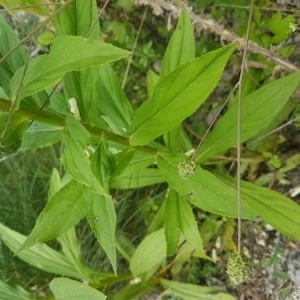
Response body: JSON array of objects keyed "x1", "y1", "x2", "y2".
[
  {"x1": 53, "y1": 0, "x2": 110, "y2": 128},
  {"x1": 54, "y1": 0, "x2": 100, "y2": 38},
  {"x1": 17, "y1": 180, "x2": 85, "y2": 252},
  {"x1": 243, "y1": 182, "x2": 300, "y2": 240},
  {"x1": 0, "y1": 223, "x2": 88, "y2": 279},
  {"x1": 20, "y1": 122, "x2": 63, "y2": 150},
  {"x1": 63, "y1": 114, "x2": 109, "y2": 196},
  {"x1": 161, "y1": 7, "x2": 195, "y2": 152},
  {"x1": 196, "y1": 71, "x2": 300, "y2": 162},
  {"x1": 160, "y1": 279, "x2": 235, "y2": 300},
  {"x1": 130, "y1": 229, "x2": 167, "y2": 276},
  {"x1": 220, "y1": 175, "x2": 300, "y2": 240},
  {"x1": 128, "y1": 44, "x2": 235, "y2": 146},
  {"x1": 164, "y1": 190, "x2": 181, "y2": 255},
  {"x1": 157, "y1": 153, "x2": 256, "y2": 219},
  {"x1": 165, "y1": 189, "x2": 204, "y2": 256},
  {"x1": 0, "y1": 280, "x2": 33, "y2": 300},
  {"x1": 90, "y1": 139, "x2": 116, "y2": 192},
  {"x1": 50, "y1": 278, "x2": 106, "y2": 300},
  {"x1": 0, "y1": 15, "x2": 26, "y2": 95},
  {"x1": 160, "y1": 7, "x2": 195, "y2": 78},
  {"x1": 177, "y1": 194, "x2": 204, "y2": 254},
  {"x1": 84, "y1": 188, "x2": 117, "y2": 274},
  {"x1": 10, "y1": 36, "x2": 129, "y2": 106},
  {"x1": 97, "y1": 64, "x2": 134, "y2": 134}
]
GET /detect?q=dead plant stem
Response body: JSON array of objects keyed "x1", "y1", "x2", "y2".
[{"x1": 237, "y1": 0, "x2": 255, "y2": 254}]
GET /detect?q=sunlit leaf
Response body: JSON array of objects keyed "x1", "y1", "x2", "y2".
[
  {"x1": 0, "y1": 15, "x2": 26, "y2": 95},
  {"x1": 157, "y1": 153, "x2": 256, "y2": 219},
  {"x1": 84, "y1": 188, "x2": 117, "y2": 274},
  {"x1": 160, "y1": 6, "x2": 195, "y2": 78},
  {"x1": 130, "y1": 229, "x2": 166, "y2": 276},
  {"x1": 20, "y1": 122, "x2": 63, "y2": 150},
  {"x1": 0, "y1": 280, "x2": 33, "y2": 300},
  {"x1": 128, "y1": 44, "x2": 235, "y2": 146},
  {"x1": 161, "y1": 279, "x2": 235, "y2": 300},
  {"x1": 54, "y1": 0, "x2": 100, "y2": 39},
  {"x1": 49, "y1": 278, "x2": 106, "y2": 300},
  {"x1": 0, "y1": 223, "x2": 87, "y2": 279},
  {"x1": 10, "y1": 36, "x2": 129, "y2": 105},
  {"x1": 196, "y1": 72, "x2": 300, "y2": 162},
  {"x1": 97, "y1": 64, "x2": 134, "y2": 134},
  {"x1": 164, "y1": 190, "x2": 181, "y2": 255},
  {"x1": 110, "y1": 167, "x2": 165, "y2": 189},
  {"x1": 63, "y1": 114, "x2": 109, "y2": 196},
  {"x1": 177, "y1": 194, "x2": 204, "y2": 253},
  {"x1": 17, "y1": 180, "x2": 85, "y2": 252}
]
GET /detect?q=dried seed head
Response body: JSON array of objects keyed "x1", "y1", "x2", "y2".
[
  {"x1": 226, "y1": 254, "x2": 250, "y2": 285},
  {"x1": 178, "y1": 160, "x2": 195, "y2": 180}
]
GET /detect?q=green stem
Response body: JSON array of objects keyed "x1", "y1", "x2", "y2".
[{"x1": 0, "y1": 97, "x2": 157, "y2": 154}]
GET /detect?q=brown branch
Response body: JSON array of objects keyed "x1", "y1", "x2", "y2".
[{"x1": 134, "y1": 0, "x2": 299, "y2": 72}]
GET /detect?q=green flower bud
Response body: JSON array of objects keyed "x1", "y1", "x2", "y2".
[
  {"x1": 226, "y1": 254, "x2": 250, "y2": 285},
  {"x1": 178, "y1": 160, "x2": 195, "y2": 180}
]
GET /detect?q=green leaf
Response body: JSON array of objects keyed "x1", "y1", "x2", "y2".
[
  {"x1": 10, "y1": 36, "x2": 129, "y2": 104},
  {"x1": 268, "y1": 12, "x2": 294, "y2": 44},
  {"x1": 0, "y1": 113, "x2": 27, "y2": 152},
  {"x1": 165, "y1": 190, "x2": 181, "y2": 255},
  {"x1": 114, "y1": 148, "x2": 135, "y2": 176},
  {"x1": 128, "y1": 44, "x2": 235, "y2": 146},
  {"x1": 111, "y1": 282, "x2": 151, "y2": 300},
  {"x1": 219, "y1": 174, "x2": 300, "y2": 240},
  {"x1": 63, "y1": 114, "x2": 109, "y2": 196},
  {"x1": 164, "y1": 125, "x2": 192, "y2": 153},
  {"x1": 130, "y1": 229, "x2": 167, "y2": 276},
  {"x1": 18, "y1": 180, "x2": 85, "y2": 252},
  {"x1": 20, "y1": 122, "x2": 63, "y2": 150},
  {"x1": 0, "y1": 15, "x2": 26, "y2": 95},
  {"x1": 196, "y1": 72, "x2": 300, "y2": 162},
  {"x1": 57, "y1": 228, "x2": 94, "y2": 280},
  {"x1": 241, "y1": 181, "x2": 300, "y2": 240},
  {"x1": 53, "y1": 0, "x2": 109, "y2": 128},
  {"x1": 49, "y1": 278, "x2": 106, "y2": 300},
  {"x1": 160, "y1": 279, "x2": 235, "y2": 300},
  {"x1": 162, "y1": 7, "x2": 198, "y2": 153},
  {"x1": 90, "y1": 139, "x2": 116, "y2": 192},
  {"x1": 97, "y1": 64, "x2": 134, "y2": 134},
  {"x1": 157, "y1": 153, "x2": 256, "y2": 219},
  {"x1": 160, "y1": 6, "x2": 195, "y2": 78},
  {"x1": 63, "y1": 70, "x2": 108, "y2": 129},
  {"x1": 0, "y1": 223, "x2": 87, "y2": 279},
  {"x1": 165, "y1": 189, "x2": 205, "y2": 255},
  {"x1": 177, "y1": 194, "x2": 204, "y2": 253},
  {"x1": 54, "y1": 0, "x2": 100, "y2": 39},
  {"x1": 110, "y1": 167, "x2": 165, "y2": 189},
  {"x1": 146, "y1": 69, "x2": 159, "y2": 98},
  {"x1": 0, "y1": 280, "x2": 33, "y2": 300},
  {"x1": 0, "y1": 0, "x2": 50, "y2": 16},
  {"x1": 48, "y1": 168, "x2": 68, "y2": 200},
  {"x1": 84, "y1": 189, "x2": 117, "y2": 274}
]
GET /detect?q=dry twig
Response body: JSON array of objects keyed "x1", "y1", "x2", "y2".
[{"x1": 134, "y1": 0, "x2": 299, "y2": 72}]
